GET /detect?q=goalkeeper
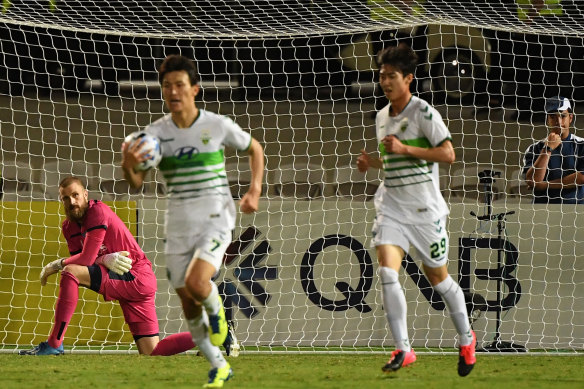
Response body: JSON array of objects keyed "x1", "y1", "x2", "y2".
[
  {"x1": 19, "y1": 176, "x2": 194, "y2": 356},
  {"x1": 357, "y1": 44, "x2": 476, "y2": 377}
]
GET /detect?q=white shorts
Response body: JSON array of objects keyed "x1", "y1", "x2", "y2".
[
  {"x1": 164, "y1": 196, "x2": 235, "y2": 289},
  {"x1": 165, "y1": 226, "x2": 231, "y2": 289},
  {"x1": 371, "y1": 214, "x2": 449, "y2": 268}
]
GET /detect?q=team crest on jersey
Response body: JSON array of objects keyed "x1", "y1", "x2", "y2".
[
  {"x1": 399, "y1": 118, "x2": 409, "y2": 132},
  {"x1": 201, "y1": 129, "x2": 211, "y2": 145}
]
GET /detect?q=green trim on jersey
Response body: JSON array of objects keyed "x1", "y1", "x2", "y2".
[
  {"x1": 388, "y1": 96, "x2": 413, "y2": 116},
  {"x1": 382, "y1": 156, "x2": 435, "y2": 168},
  {"x1": 378, "y1": 133, "x2": 436, "y2": 187},
  {"x1": 244, "y1": 136, "x2": 252, "y2": 152},
  {"x1": 384, "y1": 177, "x2": 433, "y2": 188},
  {"x1": 169, "y1": 167, "x2": 226, "y2": 178},
  {"x1": 170, "y1": 109, "x2": 201, "y2": 129},
  {"x1": 385, "y1": 170, "x2": 432, "y2": 181},
  {"x1": 159, "y1": 150, "x2": 225, "y2": 170},
  {"x1": 402, "y1": 137, "x2": 432, "y2": 148},
  {"x1": 165, "y1": 174, "x2": 227, "y2": 187},
  {"x1": 383, "y1": 161, "x2": 432, "y2": 172},
  {"x1": 378, "y1": 136, "x2": 432, "y2": 156},
  {"x1": 382, "y1": 155, "x2": 421, "y2": 164},
  {"x1": 374, "y1": 95, "x2": 450, "y2": 223},
  {"x1": 435, "y1": 137, "x2": 453, "y2": 147},
  {"x1": 144, "y1": 109, "x2": 250, "y2": 200},
  {"x1": 169, "y1": 183, "x2": 230, "y2": 194}
]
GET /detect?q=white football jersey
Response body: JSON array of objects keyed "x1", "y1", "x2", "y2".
[
  {"x1": 374, "y1": 96, "x2": 451, "y2": 224},
  {"x1": 144, "y1": 109, "x2": 251, "y2": 200}
]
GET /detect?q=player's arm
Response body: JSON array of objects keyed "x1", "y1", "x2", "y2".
[
  {"x1": 382, "y1": 136, "x2": 455, "y2": 164},
  {"x1": 62, "y1": 230, "x2": 133, "y2": 274},
  {"x1": 40, "y1": 230, "x2": 131, "y2": 285},
  {"x1": 240, "y1": 138, "x2": 264, "y2": 214},
  {"x1": 40, "y1": 227, "x2": 106, "y2": 286},
  {"x1": 386, "y1": 109, "x2": 456, "y2": 164},
  {"x1": 121, "y1": 141, "x2": 148, "y2": 189},
  {"x1": 63, "y1": 227, "x2": 108, "y2": 267},
  {"x1": 357, "y1": 149, "x2": 383, "y2": 172},
  {"x1": 63, "y1": 209, "x2": 132, "y2": 272}
]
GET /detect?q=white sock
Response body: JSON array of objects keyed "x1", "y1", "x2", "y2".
[
  {"x1": 187, "y1": 313, "x2": 227, "y2": 369},
  {"x1": 379, "y1": 267, "x2": 411, "y2": 352},
  {"x1": 432, "y1": 275, "x2": 473, "y2": 346},
  {"x1": 201, "y1": 281, "x2": 221, "y2": 316}
]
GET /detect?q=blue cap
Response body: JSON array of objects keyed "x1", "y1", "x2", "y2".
[{"x1": 545, "y1": 96, "x2": 572, "y2": 113}]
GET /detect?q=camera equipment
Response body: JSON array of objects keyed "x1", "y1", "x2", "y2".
[{"x1": 470, "y1": 170, "x2": 526, "y2": 352}]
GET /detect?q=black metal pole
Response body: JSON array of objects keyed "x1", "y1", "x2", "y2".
[
  {"x1": 493, "y1": 214, "x2": 503, "y2": 346},
  {"x1": 473, "y1": 170, "x2": 526, "y2": 352}
]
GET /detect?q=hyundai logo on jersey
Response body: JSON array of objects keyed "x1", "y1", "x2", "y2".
[{"x1": 174, "y1": 146, "x2": 199, "y2": 160}]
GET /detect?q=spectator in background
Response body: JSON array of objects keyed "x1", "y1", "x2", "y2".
[{"x1": 523, "y1": 97, "x2": 584, "y2": 203}]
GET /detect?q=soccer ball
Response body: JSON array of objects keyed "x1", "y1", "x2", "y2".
[{"x1": 124, "y1": 131, "x2": 162, "y2": 171}]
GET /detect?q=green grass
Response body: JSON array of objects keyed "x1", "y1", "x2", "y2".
[{"x1": 0, "y1": 354, "x2": 582, "y2": 389}]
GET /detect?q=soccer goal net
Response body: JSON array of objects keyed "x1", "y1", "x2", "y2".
[{"x1": 1, "y1": 1, "x2": 582, "y2": 354}]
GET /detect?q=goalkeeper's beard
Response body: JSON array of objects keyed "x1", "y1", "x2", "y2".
[{"x1": 66, "y1": 204, "x2": 88, "y2": 223}]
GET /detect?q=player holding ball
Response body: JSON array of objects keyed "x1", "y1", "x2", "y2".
[{"x1": 121, "y1": 54, "x2": 264, "y2": 388}]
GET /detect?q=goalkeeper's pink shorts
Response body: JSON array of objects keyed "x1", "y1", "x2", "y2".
[{"x1": 91, "y1": 263, "x2": 159, "y2": 337}]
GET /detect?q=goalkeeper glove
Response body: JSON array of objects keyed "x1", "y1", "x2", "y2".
[
  {"x1": 96, "y1": 251, "x2": 133, "y2": 275},
  {"x1": 40, "y1": 258, "x2": 64, "y2": 286}
]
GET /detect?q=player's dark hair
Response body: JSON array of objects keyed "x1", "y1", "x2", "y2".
[
  {"x1": 158, "y1": 55, "x2": 200, "y2": 86},
  {"x1": 376, "y1": 44, "x2": 418, "y2": 77},
  {"x1": 59, "y1": 176, "x2": 86, "y2": 190}
]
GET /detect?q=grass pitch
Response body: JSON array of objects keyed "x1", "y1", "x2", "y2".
[{"x1": 1, "y1": 353, "x2": 582, "y2": 389}]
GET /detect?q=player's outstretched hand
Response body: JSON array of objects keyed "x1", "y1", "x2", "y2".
[
  {"x1": 40, "y1": 258, "x2": 64, "y2": 286},
  {"x1": 356, "y1": 149, "x2": 370, "y2": 172},
  {"x1": 96, "y1": 251, "x2": 133, "y2": 275}
]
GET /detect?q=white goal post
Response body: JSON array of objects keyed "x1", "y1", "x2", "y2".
[{"x1": 1, "y1": 1, "x2": 583, "y2": 354}]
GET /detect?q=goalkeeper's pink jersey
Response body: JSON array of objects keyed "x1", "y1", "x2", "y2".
[{"x1": 62, "y1": 200, "x2": 151, "y2": 271}]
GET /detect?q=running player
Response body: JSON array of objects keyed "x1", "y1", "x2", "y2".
[
  {"x1": 357, "y1": 44, "x2": 476, "y2": 377},
  {"x1": 121, "y1": 55, "x2": 264, "y2": 388}
]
